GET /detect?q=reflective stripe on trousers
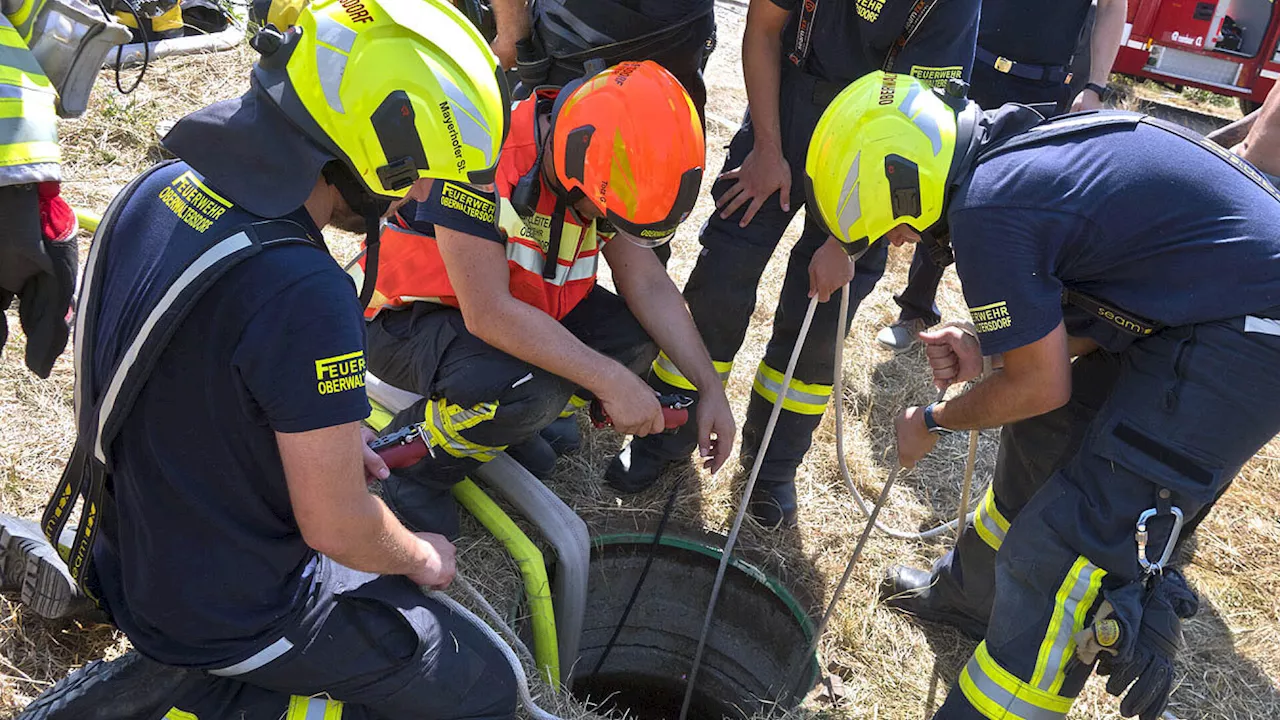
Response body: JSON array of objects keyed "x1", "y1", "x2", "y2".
[
  {"x1": 423, "y1": 397, "x2": 503, "y2": 461},
  {"x1": 0, "y1": 16, "x2": 59, "y2": 183},
  {"x1": 163, "y1": 695, "x2": 344, "y2": 720},
  {"x1": 955, "y1": 556, "x2": 1104, "y2": 718},
  {"x1": 974, "y1": 484, "x2": 1011, "y2": 551},
  {"x1": 751, "y1": 361, "x2": 832, "y2": 415},
  {"x1": 650, "y1": 350, "x2": 731, "y2": 391}
]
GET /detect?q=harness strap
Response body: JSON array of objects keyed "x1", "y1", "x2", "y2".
[
  {"x1": 42, "y1": 173, "x2": 324, "y2": 600},
  {"x1": 787, "y1": 0, "x2": 818, "y2": 68},
  {"x1": 1061, "y1": 288, "x2": 1163, "y2": 339},
  {"x1": 882, "y1": 0, "x2": 941, "y2": 73}
]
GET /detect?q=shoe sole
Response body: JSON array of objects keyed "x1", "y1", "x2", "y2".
[
  {"x1": 0, "y1": 516, "x2": 85, "y2": 620},
  {"x1": 881, "y1": 589, "x2": 988, "y2": 640}
]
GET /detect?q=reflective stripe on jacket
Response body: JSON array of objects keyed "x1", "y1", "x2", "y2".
[
  {"x1": 362, "y1": 90, "x2": 609, "y2": 321},
  {"x1": 0, "y1": 11, "x2": 58, "y2": 186}
]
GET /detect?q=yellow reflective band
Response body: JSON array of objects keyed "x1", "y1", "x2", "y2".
[
  {"x1": 366, "y1": 399, "x2": 394, "y2": 433},
  {"x1": 752, "y1": 362, "x2": 831, "y2": 415},
  {"x1": 959, "y1": 642, "x2": 1072, "y2": 719},
  {"x1": 152, "y1": 2, "x2": 184, "y2": 32},
  {"x1": 973, "y1": 485, "x2": 1009, "y2": 551},
  {"x1": 652, "y1": 351, "x2": 696, "y2": 391},
  {"x1": 560, "y1": 395, "x2": 588, "y2": 418},
  {"x1": 1033, "y1": 557, "x2": 1105, "y2": 693},
  {"x1": 423, "y1": 398, "x2": 501, "y2": 461},
  {"x1": 164, "y1": 709, "x2": 198, "y2": 720},
  {"x1": 287, "y1": 695, "x2": 345, "y2": 720}
]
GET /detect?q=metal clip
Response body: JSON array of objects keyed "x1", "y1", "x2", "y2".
[
  {"x1": 994, "y1": 56, "x2": 1014, "y2": 73},
  {"x1": 1136, "y1": 506, "x2": 1184, "y2": 575}
]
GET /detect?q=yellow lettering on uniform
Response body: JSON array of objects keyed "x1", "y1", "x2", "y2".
[
  {"x1": 314, "y1": 351, "x2": 366, "y2": 395},
  {"x1": 909, "y1": 66, "x2": 964, "y2": 89},
  {"x1": 969, "y1": 301, "x2": 1013, "y2": 334}
]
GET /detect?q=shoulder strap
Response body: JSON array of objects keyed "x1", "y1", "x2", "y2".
[
  {"x1": 787, "y1": 0, "x2": 819, "y2": 68},
  {"x1": 882, "y1": 0, "x2": 942, "y2": 73},
  {"x1": 44, "y1": 210, "x2": 322, "y2": 601}
]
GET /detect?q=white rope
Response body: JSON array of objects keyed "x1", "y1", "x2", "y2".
[
  {"x1": 833, "y1": 283, "x2": 986, "y2": 540},
  {"x1": 426, "y1": 578, "x2": 565, "y2": 720},
  {"x1": 678, "y1": 296, "x2": 821, "y2": 720}
]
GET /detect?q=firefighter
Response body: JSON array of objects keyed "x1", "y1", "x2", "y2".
[
  {"x1": 0, "y1": 4, "x2": 78, "y2": 381},
  {"x1": 363, "y1": 60, "x2": 736, "y2": 537},
  {"x1": 8, "y1": 1, "x2": 520, "y2": 717},
  {"x1": 809, "y1": 71, "x2": 1280, "y2": 720},
  {"x1": 606, "y1": 0, "x2": 980, "y2": 527},
  {"x1": 878, "y1": 0, "x2": 1130, "y2": 352}
]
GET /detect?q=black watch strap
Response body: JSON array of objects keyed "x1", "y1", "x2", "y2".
[
  {"x1": 1085, "y1": 82, "x2": 1109, "y2": 101},
  {"x1": 923, "y1": 402, "x2": 954, "y2": 435}
]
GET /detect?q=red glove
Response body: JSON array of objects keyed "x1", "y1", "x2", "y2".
[{"x1": 38, "y1": 182, "x2": 77, "y2": 243}]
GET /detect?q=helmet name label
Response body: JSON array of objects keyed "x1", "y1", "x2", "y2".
[
  {"x1": 439, "y1": 101, "x2": 467, "y2": 174},
  {"x1": 878, "y1": 74, "x2": 897, "y2": 105},
  {"x1": 338, "y1": 0, "x2": 373, "y2": 24}
]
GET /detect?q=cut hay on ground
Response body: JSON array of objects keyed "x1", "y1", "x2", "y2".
[{"x1": 2, "y1": 8, "x2": 1278, "y2": 719}]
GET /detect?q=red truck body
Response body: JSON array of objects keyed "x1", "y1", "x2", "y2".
[{"x1": 1114, "y1": 0, "x2": 1279, "y2": 108}]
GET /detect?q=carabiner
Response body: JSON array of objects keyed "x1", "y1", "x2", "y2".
[{"x1": 1136, "y1": 506, "x2": 1184, "y2": 575}]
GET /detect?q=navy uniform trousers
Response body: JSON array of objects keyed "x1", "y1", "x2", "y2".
[
  {"x1": 631, "y1": 64, "x2": 889, "y2": 499},
  {"x1": 366, "y1": 286, "x2": 656, "y2": 527},
  {"x1": 925, "y1": 317, "x2": 1280, "y2": 718}
]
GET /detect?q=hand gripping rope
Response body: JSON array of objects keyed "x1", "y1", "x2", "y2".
[{"x1": 680, "y1": 283, "x2": 983, "y2": 718}]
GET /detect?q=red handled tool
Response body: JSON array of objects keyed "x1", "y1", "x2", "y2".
[
  {"x1": 370, "y1": 424, "x2": 434, "y2": 470},
  {"x1": 590, "y1": 394, "x2": 692, "y2": 432}
]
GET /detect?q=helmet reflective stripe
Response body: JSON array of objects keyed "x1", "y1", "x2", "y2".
[
  {"x1": 899, "y1": 84, "x2": 944, "y2": 156},
  {"x1": 437, "y1": 69, "x2": 494, "y2": 168},
  {"x1": 836, "y1": 151, "x2": 861, "y2": 239},
  {"x1": 313, "y1": 13, "x2": 357, "y2": 113}
]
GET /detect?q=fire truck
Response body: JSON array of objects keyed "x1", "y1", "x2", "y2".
[{"x1": 1114, "y1": 0, "x2": 1280, "y2": 112}]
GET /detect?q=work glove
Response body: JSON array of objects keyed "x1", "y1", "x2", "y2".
[
  {"x1": 1097, "y1": 569, "x2": 1199, "y2": 720},
  {"x1": 0, "y1": 182, "x2": 78, "y2": 378}
]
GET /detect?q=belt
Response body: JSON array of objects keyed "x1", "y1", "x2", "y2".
[{"x1": 976, "y1": 46, "x2": 1073, "y2": 85}]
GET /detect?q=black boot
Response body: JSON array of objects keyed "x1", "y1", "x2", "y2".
[
  {"x1": 878, "y1": 565, "x2": 989, "y2": 640},
  {"x1": 748, "y1": 480, "x2": 798, "y2": 529},
  {"x1": 540, "y1": 416, "x2": 581, "y2": 455},
  {"x1": 604, "y1": 438, "x2": 673, "y2": 494},
  {"x1": 378, "y1": 473, "x2": 461, "y2": 539},
  {"x1": 0, "y1": 515, "x2": 97, "y2": 621},
  {"x1": 16, "y1": 651, "x2": 193, "y2": 720},
  {"x1": 505, "y1": 434, "x2": 558, "y2": 480}
]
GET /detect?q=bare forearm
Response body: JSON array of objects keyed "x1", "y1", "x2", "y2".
[
  {"x1": 1089, "y1": 0, "x2": 1128, "y2": 85},
  {"x1": 490, "y1": 0, "x2": 529, "y2": 43},
  {"x1": 317, "y1": 495, "x2": 433, "y2": 576},
  {"x1": 931, "y1": 371, "x2": 1060, "y2": 430},
  {"x1": 1238, "y1": 86, "x2": 1280, "y2": 175},
  {"x1": 622, "y1": 272, "x2": 723, "y2": 396},
  {"x1": 743, "y1": 2, "x2": 785, "y2": 150},
  {"x1": 468, "y1": 298, "x2": 628, "y2": 396}
]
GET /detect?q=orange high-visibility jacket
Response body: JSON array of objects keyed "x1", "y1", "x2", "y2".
[{"x1": 360, "y1": 88, "x2": 611, "y2": 321}]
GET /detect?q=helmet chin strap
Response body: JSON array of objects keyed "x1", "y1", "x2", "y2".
[{"x1": 322, "y1": 163, "x2": 392, "y2": 310}]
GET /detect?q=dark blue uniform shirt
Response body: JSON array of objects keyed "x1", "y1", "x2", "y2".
[
  {"x1": 978, "y1": 0, "x2": 1092, "y2": 67},
  {"x1": 949, "y1": 121, "x2": 1280, "y2": 355},
  {"x1": 772, "y1": 0, "x2": 980, "y2": 86},
  {"x1": 90, "y1": 162, "x2": 371, "y2": 667}
]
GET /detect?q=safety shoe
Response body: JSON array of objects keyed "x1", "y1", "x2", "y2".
[
  {"x1": 879, "y1": 565, "x2": 988, "y2": 640},
  {"x1": 748, "y1": 481, "x2": 798, "y2": 529},
  {"x1": 0, "y1": 515, "x2": 93, "y2": 620},
  {"x1": 506, "y1": 434, "x2": 558, "y2": 480},
  {"x1": 876, "y1": 318, "x2": 928, "y2": 353},
  {"x1": 15, "y1": 651, "x2": 192, "y2": 720},
  {"x1": 379, "y1": 474, "x2": 461, "y2": 539},
  {"x1": 604, "y1": 439, "x2": 671, "y2": 494},
  {"x1": 540, "y1": 416, "x2": 582, "y2": 455}
]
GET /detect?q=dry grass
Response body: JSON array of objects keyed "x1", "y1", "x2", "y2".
[{"x1": 3, "y1": 7, "x2": 1279, "y2": 719}]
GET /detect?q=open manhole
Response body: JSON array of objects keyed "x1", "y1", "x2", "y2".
[{"x1": 569, "y1": 532, "x2": 818, "y2": 720}]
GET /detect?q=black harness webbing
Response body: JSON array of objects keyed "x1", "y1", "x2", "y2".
[
  {"x1": 787, "y1": 0, "x2": 941, "y2": 74},
  {"x1": 42, "y1": 162, "x2": 328, "y2": 601},
  {"x1": 973, "y1": 110, "x2": 1280, "y2": 337}
]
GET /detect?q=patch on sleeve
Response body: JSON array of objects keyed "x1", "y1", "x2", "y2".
[
  {"x1": 969, "y1": 301, "x2": 1012, "y2": 334},
  {"x1": 438, "y1": 182, "x2": 496, "y2": 225},
  {"x1": 315, "y1": 351, "x2": 366, "y2": 396},
  {"x1": 856, "y1": 0, "x2": 885, "y2": 22},
  {"x1": 157, "y1": 171, "x2": 232, "y2": 233},
  {"x1": 909, "y1": 66, "x2": 964, "y2": 88}
]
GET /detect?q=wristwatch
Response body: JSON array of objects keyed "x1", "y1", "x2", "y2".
[
  {"x1": 1084, "y1": 82, "x2": 1110, "y2": 103},
  {"x1": 923, "y1": 402, "x2": 955, "y2": 435}
]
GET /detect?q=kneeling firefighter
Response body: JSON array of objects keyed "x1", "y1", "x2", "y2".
[
  {"x1": 0, "y1": 0, "x2": 128, "y2": 383},
  {"x1": 361, "y1": 59, "x2": 736, "y2": 537},
  {"x1": 808, "y1": 71, "x2": 1280, "y2": 720},
  {"x1": 10, "y1": 1, "x2": 520, "y2": 718}
]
